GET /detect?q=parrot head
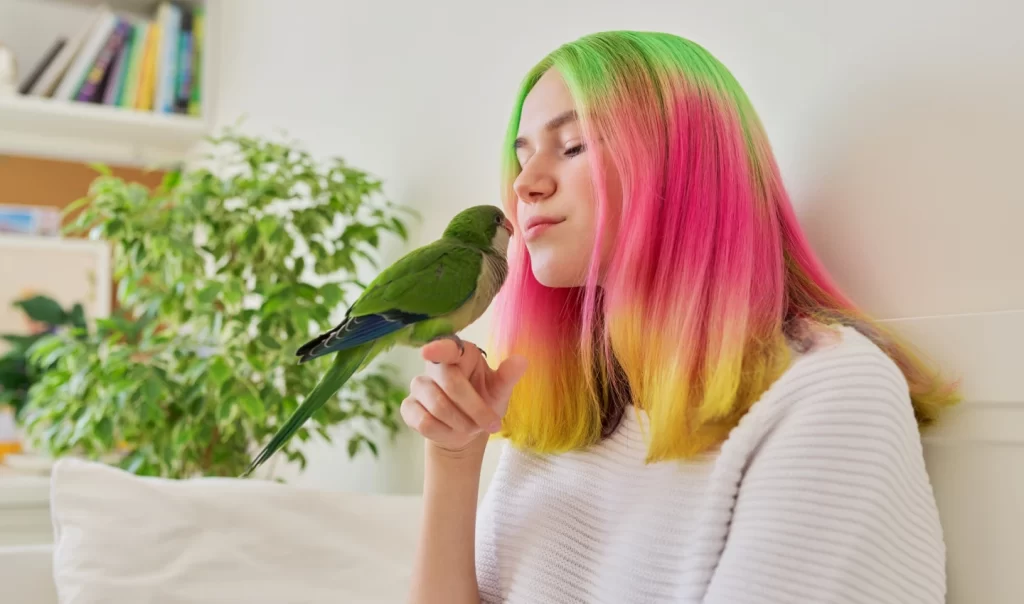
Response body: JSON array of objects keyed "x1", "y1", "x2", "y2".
[{"x1": 442, "y1": 205, "x2": 514, "y2": 253}]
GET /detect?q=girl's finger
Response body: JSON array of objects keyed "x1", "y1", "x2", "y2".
[
  {"x1": 400, "y1": 396, "x2": 453, "y2": 439},
  {"x1": 421, "y1": 339, "x2": 462, "y2": 365},
  {"x1": 411, "y1": 376, "x2": 476, "y2": 434},
  {"x1": 431, "y1": 363, "x2": 503, "y2": 433},
  {"x1": 422, "y1": 338, "x2": 486, "y2": 381}
]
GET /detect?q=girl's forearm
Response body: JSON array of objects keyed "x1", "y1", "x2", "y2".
[{"x1": 408, "y1": 439, "x2": 486, "y2": 604}]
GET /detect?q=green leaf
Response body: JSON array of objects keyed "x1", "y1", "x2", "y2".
[
  {"x1": 347, "y1": 437, "x2": 360, "y2": 458},
  {"x1": 172, "y1": 423, "x2": 194, "y2": 449},
  {"x1": 291, "y1": 309, "x2": 312, "y2": 332},
  {"x1": 27, "y1": 335, "x2": 67, "y2": 367},
  {"x1": 260, "y1": 296, "x2": 287, "y2": 316},
  {"x1": 106, "y1": 218, "x2": 124, "y2": 236},
  {"x1": 142, "y1": 376, "x2": 162, "y2": 405},
  {"x1": 88, "y1": 162, "x2": 112, "y2": 176},
  {"x1": 2, "y1": 334, "x2": 40, "y2": 352},
  {"x1": 160, "y1": 169, "x2": 182, "y2": 192},
  {"x1": 123, "y1": 453, "x2": 147, "y2": 474},
  {"x1": 197, "y1": 283, "x2": 222, "y2": 305},
  {"x1": 237, "y1": 392, "x2": 264, "y2": 421},
  {"x1": 208, "y1": 357, "x2": 231, "y2": 386},
  {"x1": 223, "y1": 281, "x2": 245, "y2": 306},
  {"x1": 63, "y1": 195, "x2": 93, "y2": 215},
  {"x1": 243, "y1": 224, "x2": 260, "y2": 247},
  {"x1": 14, "y1": 295, "x2": 67, "y2": 325},
  {"x1": 389, "y1": 217, "x2": 408, "y2": 241},
  {"x1": 219, "y1": 377, "x2": 235, "y2": 397},
  {"x1": 216, "y1": 397, "x2": 236, "y2": 424},
  {"x1": 258, "y1": 333, "x2": 281, "y2": 350},
  {"x1": 319, "y1": 283, "x2": 344, "y2": 307},
  {"x1": 294, "y1": 283, "x2": 318, "y2": 301},
  {"x1": 248, "y1": 354, "x2": 268, "y2": 372},
  {"x1": 68, "y1": 304, "x2": 88, "y2": 331},
  {"x1": 257, "y1": 216, "x2": 277, "y2": 238}
]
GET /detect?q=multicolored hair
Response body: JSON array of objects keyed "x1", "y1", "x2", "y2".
[{"x1": 491, "y1": 30, "x2": 960, "y2": 461}]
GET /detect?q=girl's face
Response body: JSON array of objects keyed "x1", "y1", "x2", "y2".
[{"x1": 513, "y1": 69, "x2": 622, "y2": 288}]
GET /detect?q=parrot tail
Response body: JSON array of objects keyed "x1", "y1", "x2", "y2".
[{"x1": 242, "y1": 342, "x2": 373, "y2": 477}]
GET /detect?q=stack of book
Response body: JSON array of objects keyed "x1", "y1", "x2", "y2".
[
  {"x1": 16, "y1": 2, "x2": 206, "y2": 117},
  {"x1": 0, "y1": 205, "x2": 60, "y2": 237}
]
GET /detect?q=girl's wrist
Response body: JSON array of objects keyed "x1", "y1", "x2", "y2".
[{"x1": 425, "y1": 434, "x2": 489, "y2": 465}]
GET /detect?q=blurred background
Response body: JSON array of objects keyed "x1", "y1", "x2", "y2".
[{"x1": 0, "y1": 0, "x2": 1020, "y2": 600}]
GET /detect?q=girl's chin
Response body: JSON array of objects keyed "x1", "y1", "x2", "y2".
[{"x1": 529, "y1": 260, "x2": 588, "y2": 289}]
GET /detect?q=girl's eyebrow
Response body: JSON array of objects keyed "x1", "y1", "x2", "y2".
[{"x1": 514, "y1": 110, "x2": 578, "y2": 148}]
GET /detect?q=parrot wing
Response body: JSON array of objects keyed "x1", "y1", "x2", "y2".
[{"x1": 295, "y1": 241, "x2": 482, "y2": 362}]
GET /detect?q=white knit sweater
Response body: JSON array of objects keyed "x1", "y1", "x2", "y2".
[{"x1": 474, "y1": 326, "x2": 946, "y2": 603}]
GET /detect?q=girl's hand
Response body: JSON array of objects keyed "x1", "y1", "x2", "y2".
[{"x1": 401, "y1": 338, "x2": 527, "y2": 457}]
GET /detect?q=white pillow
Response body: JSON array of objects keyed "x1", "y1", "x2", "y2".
[{"x1": 49, "y1": 458, "x2": 423, "y2": 603}]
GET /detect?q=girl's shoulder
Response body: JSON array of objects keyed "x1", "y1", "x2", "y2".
[
  {"x1": 721, "y1": 323, "x2": 920, "y2": 462},
  {"x1": 782, "y1": 322, "x2": 909, "y2": 390}
]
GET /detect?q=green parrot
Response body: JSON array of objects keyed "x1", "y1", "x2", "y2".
[{"x1": 243, "y1": 204, "x2": 514, "y2": 477}]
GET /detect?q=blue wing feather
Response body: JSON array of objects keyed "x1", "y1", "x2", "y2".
[{"x1": 295, "y1": 309, "x2": 427, "y2": 363}]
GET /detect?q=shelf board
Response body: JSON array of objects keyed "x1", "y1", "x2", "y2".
[
  {"x1": 0, "y1": 94, "x2": 209, "y2": 167},
  {"x1": 24, "y1": 0, "x2": 205, "y2": 16}
]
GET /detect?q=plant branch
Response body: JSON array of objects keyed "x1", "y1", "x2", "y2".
[{"x1": 202, "y1": 426, "x2": 220, "y2": 472}]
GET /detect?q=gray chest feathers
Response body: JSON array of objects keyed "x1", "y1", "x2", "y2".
[{"x1": 449, "y1": 251, "x2": 508, "y2": 329}]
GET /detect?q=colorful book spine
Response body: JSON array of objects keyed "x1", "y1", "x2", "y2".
[
  {"x1": 135, "y1": 23, "x2": 161, "y2": 111},
  {"x1": 53, "y1": 10, "x2": 117, "y2": 100},
  {"x1": 118, "y1": 22, "x2": 150, "y2": 109},
  {"x1": 102, "y1": 27, "x2": 134, "y2": 105},
  {"x1": 154, "y1": 2, "x2": 182, "y2": 114},
  {"x1": 18, "y1": 37, "x2": 67, "y2": 95},
  {"x1": 173, "y1": 8, "x2": 194, "y2": 114},
  {"x1": 75, "y1": 19, "x2": 132, "y2": 103},
  {"x1": 188, "y1": 7, "x2": 204, "y2": 116}
]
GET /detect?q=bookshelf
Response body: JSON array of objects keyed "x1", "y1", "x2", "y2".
[{"x1": 0, "y1": 0, "x2": 217, "y2": 167}]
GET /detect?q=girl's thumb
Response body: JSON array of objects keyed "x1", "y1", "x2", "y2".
[{"x1": 489, "y1": 355, "x2": 528, "y2": 416}]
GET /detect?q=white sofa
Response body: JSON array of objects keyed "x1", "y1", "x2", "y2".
[
  {"x1": 0, "y1": 458, "x2": 423, "y2": 603},
  {"x1": 2, "y1": 544, "x2": 57, "y2": 604},
  {"x1": 6, "y1": 439, "x2": 1024, "y2": 602}
]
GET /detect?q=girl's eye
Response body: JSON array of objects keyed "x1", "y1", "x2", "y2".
[{"x1": 565, "y1": 143, "x2": 585, "y2": 158}]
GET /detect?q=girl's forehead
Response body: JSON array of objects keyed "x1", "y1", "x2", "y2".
[{"x1": 518, "y1": 71, "x2": 579, "y2": 142}]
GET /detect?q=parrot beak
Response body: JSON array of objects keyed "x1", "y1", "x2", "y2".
[{"x1": 502, "y1": 217, "x2": 514, "y2": 237}]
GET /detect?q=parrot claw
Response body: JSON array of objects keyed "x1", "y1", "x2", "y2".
[{"x1": 428, "y1": 334, "x2": 465, "y2": 362}]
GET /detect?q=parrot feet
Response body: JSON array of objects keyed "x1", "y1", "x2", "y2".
[
  {"x1": 427, "y1": 335, "x2": 487, "y2": 362},
  {"x1": 429, "y1": 334, "x2": 465, "y2": 362}
]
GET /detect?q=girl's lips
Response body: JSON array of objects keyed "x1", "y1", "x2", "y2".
[{"x1": 524, "y1": 218, "x2": 565, "y2": 241}]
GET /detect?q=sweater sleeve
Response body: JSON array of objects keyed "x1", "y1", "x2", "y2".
[{"x1": 702, "y1": 354, "x2": 947, "y2": 604}]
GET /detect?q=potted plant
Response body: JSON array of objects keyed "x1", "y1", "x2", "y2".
[{"x1": 19, "y1": 129, "x2": 415, "y2": 478}]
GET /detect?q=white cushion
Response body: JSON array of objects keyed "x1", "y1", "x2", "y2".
[{"x1": 49, "y1": 458, "x2": 422, "y2": 603}]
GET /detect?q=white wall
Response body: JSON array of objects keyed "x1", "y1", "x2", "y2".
[{"x1": 210, "y1": 1, "x2": 1022, "y2": 600}]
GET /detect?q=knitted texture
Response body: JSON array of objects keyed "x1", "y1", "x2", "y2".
[{"x1": 475, "y1": 327, "x2": 945, "y2": 603}]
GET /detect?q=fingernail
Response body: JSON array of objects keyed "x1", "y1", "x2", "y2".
[{"x1": 488, "y1": 420, "x2": 502, "y2": 433}]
